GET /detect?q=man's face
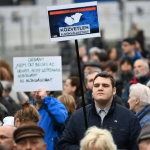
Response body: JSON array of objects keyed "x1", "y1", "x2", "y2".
[
  {"x1": 32, "y1": 91, "x2": 41, "y2": 102},
  {"x1": 16, "y1": 137, "x2": 46, "y2": 150},
  {"x1": 138, "y1": 139, "x2": 150, "y2": 150},
  {"x1": 92, "y1": 77, "x2": 116, "y2": 105},
  {"x1": 86, "y1": 72, "x2": 98, "y2": 91},
  {"x1": 32, "y1": 90, "x2": 49, "y2": 102},
  {"x1": 122, "y1": 41, "x2": 134, "y2": 54},
  {"x1": 134, "y1": 60, "x2": 148, "y2": 78},
  {"x1": 0, "y1": 126, "x2": 15, "y2": 150}
]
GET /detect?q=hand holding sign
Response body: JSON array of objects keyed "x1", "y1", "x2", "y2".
[
  {"x1": 33, "y1": 88, "x2": 47, "y2": 103},
  {"x1": 38, "y1": 88, "x2": 47, "y2": 100}
]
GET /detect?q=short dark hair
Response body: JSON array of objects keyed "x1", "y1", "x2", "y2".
[
  {"x1": 95, "y1": 51, "x2": 109, "y2": 62},
  {"x1": 102, "y1": 60, "x2": 118, "y2": 73},
  {"x1": 123, "y1": 38, "x2": 135, "y2": 45},
  {"x1": 93, "y1": 72, "x2": 116, "y2": 88},
  {"x1": 120, "y1": 57, "x2": 133, "y2": 68}
]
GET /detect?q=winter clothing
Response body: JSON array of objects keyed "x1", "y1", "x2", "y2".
[
  {"x1": 123, "y1": 50, "x2": 142, "y2": 64},
  {"x1": 137, "y1": 122, "x2": 150, "y2": 143},
  {"x1": 136, "y1": 105, "x2": 150, "y2": 127},
  {"x1": 77, "y1": 90, "x2": 93, "y2": 109},
  {"x1": 31, "y1": 96, "x2": 68, "y2": 150},
  {"x1": 58, "y1": 97, "x2": 141, "y2": 150},
  {"x1": 121, "y1": 75, "x2": 150, "y2": 104}
]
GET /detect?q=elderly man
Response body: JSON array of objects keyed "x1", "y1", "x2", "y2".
[
  {"x1": 137, "y1": 122, "x2": 150, "y2": 150},
  {"x1": 77, "y1": 69, "x2": 100, "y2": 109},
  {"x1": 13, "y1": 125, "x2": 46, "y2": 150},
  {"x1": 121, "y1": 59, "x2": 150, "y2": 105},
  {"x1": 0, "y1": 126, "x2": 16, "y2": 150}
]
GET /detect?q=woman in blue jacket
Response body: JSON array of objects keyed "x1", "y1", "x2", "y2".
[{"x1": 128, "y1": 83, "x2": 150, "y2": 127}]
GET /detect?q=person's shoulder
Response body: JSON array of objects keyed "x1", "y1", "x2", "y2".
[
  {"x1": 72, "y1": 104, "x2": 91, "y2": 117},
  {"x1": 116, "y1": 103, "x2": 134, "y2": 116},
  {"x1": 45, "y1": 96, "x2": 63, "y2": 105}
]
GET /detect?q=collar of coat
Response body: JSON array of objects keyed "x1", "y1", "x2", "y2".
[{"x1": 90, "y1": 96, "x2": 116, "y2": 116}]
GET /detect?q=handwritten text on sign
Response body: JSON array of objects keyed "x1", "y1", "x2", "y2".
[{"x1": 13, "y1": 57, "x2": 62, "y2": 92}]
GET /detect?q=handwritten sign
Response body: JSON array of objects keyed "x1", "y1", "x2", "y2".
[
  {"x1": 13, "y1": 56, "x2": 62, "y2": 92},
  {"x1": 47, "y1": 1, "x2": 100, "y2": 42}
]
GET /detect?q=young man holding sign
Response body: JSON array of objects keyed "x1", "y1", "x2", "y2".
[{"x1": 30, "y1": 88, "x2": 68, "y2": 150}]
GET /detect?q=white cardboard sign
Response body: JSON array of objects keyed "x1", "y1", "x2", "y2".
[{"x1": 13, "y1": 56, "x2": 62, "y2": 92}]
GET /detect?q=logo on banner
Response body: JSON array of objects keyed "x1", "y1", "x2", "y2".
[{"x1": 64, "y1": 13, "x2": 83, "y2": 25}]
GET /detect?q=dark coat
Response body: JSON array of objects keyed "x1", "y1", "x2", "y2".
[
  {"x1": 76, "y1": 90, "x2": 92, "y2": 109},
  {"x1": 0, "y1": 96, "x2": 12, "y2": 115},
  {"x1": 77, "y1": 92, "x2": 125, "y2": 109},
  {"x1": 58, "y1": 98, "x2": 141, "y2": 150},
  {"x1": 121, "y1": 75, "x2": 150, "y2": 104}
]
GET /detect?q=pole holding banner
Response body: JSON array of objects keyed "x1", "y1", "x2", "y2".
[
  {"x1": 47, "y1": 1, "x2": 101, "y2": 130},
  {"x1": 75, "y1": 39, "x2": 88, "y2": 129}
]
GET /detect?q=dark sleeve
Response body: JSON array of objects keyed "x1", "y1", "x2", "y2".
[
  {"x1": 0, "y1": 97, "x2": 13, "y2": 115},
  {"x1": 121, "y1": 83, "x2": 130, "y2": 104},
  {"x1": 57, "y1": 114, "x2": 80, "y2": 150},
  {"x1": 129, "y1": 115, "x2": 141, "y2": 150}
]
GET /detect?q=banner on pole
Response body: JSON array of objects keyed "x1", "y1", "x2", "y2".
[
  {"x1": 47, "y1": 1, "x2": 100, "y2": 42},
  {"x1": 13, "y1": 56, "x2": 62, "y2": 92}
]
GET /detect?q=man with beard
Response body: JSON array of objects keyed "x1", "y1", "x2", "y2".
[
  {"x1": 121, "y1": 59, "x2": 150, "y2": 106},
  {"x1": 58, "y1": 72, "x2": 141, "y2": 150}
]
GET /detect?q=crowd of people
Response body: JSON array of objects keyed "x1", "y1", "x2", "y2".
[{"x1": 0, "y1": 28, "x2": 150, "y2": 150}]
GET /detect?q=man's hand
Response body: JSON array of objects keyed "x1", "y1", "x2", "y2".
[
  {"x1": 38, "y1": 88, "x2": 47, "y2": 100},
  {"x1": 33, "y1": 88, "x2": 47, "y2": 102}
]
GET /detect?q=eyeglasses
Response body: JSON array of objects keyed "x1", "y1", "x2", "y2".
[{"x1": 0, "y1": 135, "x2": 12, "y2": 140}]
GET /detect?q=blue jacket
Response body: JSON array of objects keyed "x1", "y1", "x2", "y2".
[
  {"x1": 58, "y1": 98, "x2": 141, "y2": 150},
  {"x1": 136, "y1": 105, "x2": 150, "y2": 127},
  {"x1": 31, "y1": 97, "x2": 68, "y2": 150},
  {"x1": 121, "y1": 75, "x2": 150, "y2": 104},
  {"x1": 123, "y1": 50, "x2": 142, "y2": 64}
]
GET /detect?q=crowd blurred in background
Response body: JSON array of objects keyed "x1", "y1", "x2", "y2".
[{"x1": 0, "y1": 0, "x2": 150, "y2": 150}]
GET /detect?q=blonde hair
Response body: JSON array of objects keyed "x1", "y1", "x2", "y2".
[
  {"x1": 129, "y1": 83, "x2": 150, "y2": 106},
  {"x1": 57, "y1": 94, "x2": 76, "y2": 114},
  {"x1": 80, "y1": 126, "x2": 117, "y2": 150},
  {"x1": 14, "y1": 101, "x2": 40, "y2": 124}
]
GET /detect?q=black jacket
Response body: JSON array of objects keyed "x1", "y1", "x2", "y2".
[
  {"x1": 58, "y1": 98, "x2": 141, "y2": 150},
  {"x1": 0, "y1": 96, "x2": 12, "y2": 115}
]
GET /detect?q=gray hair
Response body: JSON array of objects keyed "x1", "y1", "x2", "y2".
[
  {"x1": 84, "y1": 69, "x2": 102, "y2": 84},
  {"x1": 129, "y1": 83, "x2": 150, "y2": 106},
  {"x1": 135, "y1": 59, "x2": 149, "y2": 72},
  {"x1": 142, "y1": 59, "x2": 149, "y2": 72},
  {"x1": 80, "y1": 126, "x2": 117, "y2": 150},
  {"x1": 89, "y1": 47, "x2": 105, "y2": 54}
]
